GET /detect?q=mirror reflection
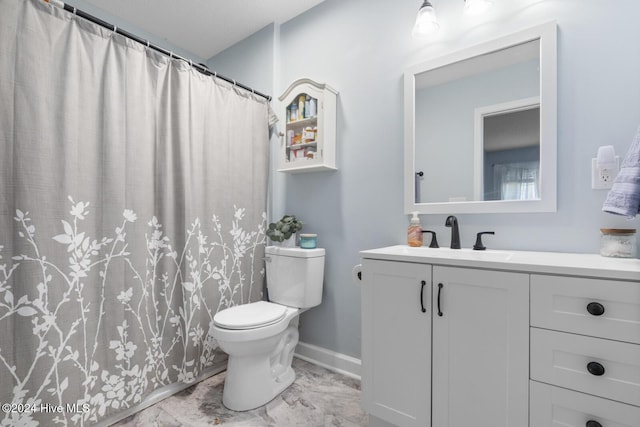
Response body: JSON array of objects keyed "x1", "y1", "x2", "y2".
[
  {"x1": 414, "y1": 39, "x2": 540, "y2": 204},
  {"x1": 479, "y1": 98, "x2": 540, "y2": 201}
]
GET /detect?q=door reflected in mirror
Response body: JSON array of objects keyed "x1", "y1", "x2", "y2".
[{"x1": 477, "y1": 98, "x2": 540, "y2": 202}]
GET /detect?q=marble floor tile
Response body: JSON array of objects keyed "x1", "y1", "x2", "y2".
[{"x1": 111, "y1": 358, "x2": 367, "y2": 427}]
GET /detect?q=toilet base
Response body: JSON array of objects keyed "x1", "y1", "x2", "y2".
[{"x1": 221, "y1": 325, "x2": 299, "y2": 411}]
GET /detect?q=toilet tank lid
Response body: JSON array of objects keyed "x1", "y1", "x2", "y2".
[
  {"x1": 213, "y1": 301, "x2": 287, "y2": 330},
  {"x1": 265, "y1": 246, "x2": 325, "y2": 258}
]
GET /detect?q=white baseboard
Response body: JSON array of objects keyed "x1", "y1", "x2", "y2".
[{"x1": 294, "y1": 341, "x2": 361, "y2": 380}]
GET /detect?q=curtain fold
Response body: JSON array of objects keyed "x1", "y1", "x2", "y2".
[
  {"x1": 0, "y1": 0, "x2": 271, "y2": 425},
  {"x1": 493, "y1": 161, "x2": 540, "y2": 200}
]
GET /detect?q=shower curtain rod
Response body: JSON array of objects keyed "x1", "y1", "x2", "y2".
[{"x1": 43, "y1": 0, "x2": 272, "y2": 101}]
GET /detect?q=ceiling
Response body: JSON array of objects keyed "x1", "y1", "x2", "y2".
[{"x1": 80, "y1": 0, "x2": 326, "y2": 60}]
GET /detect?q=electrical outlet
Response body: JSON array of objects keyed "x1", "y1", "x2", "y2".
[{"x1": 591, "y1": 157, "x2": 619, "y2": 190}]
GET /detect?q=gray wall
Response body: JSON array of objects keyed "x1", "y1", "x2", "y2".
[
  {"x1": 211, "y1": 0, "x2": 640, "y2": 360},
  {"x1": 206, "y1": 24, "x2": 275, "y2": 98}
]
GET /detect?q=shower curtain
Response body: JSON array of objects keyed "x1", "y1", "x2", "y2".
[{"x1": 0, "y1": 0, "x2": 273, "y2": 425}]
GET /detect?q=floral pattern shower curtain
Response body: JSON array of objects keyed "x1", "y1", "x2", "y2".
[{"x1": 0, "y1": 0, "x2": 273, "y2": 425}]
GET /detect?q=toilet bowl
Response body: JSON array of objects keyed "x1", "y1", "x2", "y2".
[
  {"x1": 211, "y1": 246, "x2": 325, "y2": 411},
  {"x1": 212, "y1": 301, "x2": 302, "y2": 411}
]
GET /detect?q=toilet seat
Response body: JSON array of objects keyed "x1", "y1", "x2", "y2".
[{"x1": 214, "y1": 301, "x2": 287, "y2": 330}]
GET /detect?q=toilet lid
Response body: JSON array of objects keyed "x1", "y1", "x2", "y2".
[{"x1": 213, "y1": 301, "x2": 288, "y2": 330}]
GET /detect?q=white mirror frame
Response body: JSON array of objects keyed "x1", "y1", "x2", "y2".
[{"x1": 404, "y1": 22, "x2": 557, "y2": 214}]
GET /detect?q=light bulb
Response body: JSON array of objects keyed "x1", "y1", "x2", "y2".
[{"x1": 412, "y1": 1, "x2": 440, "y2": 38}]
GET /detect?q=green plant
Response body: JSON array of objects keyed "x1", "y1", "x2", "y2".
[{"x1": 266, "y1": 214, "x2": 303, "y2": 242}]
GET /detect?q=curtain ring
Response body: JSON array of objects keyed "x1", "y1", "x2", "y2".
[
  {"x1": 233, "y1": 79, "x2": 236, "y2": 86},
  {"x1": 170, "y1": 51, "x2": 174, "y2": 59},
  {"x1": 146, "y1": 40, "x2": 150, "y2": 48},
  {"x1": 72, "y1": 7, "x2": 76, "y2": 15},
  {"x1": 113, "y1": 26, "x2": 117, "y2": 35}
]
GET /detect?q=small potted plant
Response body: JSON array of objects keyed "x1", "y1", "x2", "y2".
[{"x1": 267, "y1": 214, "x2": 303, "y2": 247}]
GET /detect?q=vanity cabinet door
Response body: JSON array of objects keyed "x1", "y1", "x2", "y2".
[
  {"x1": 361, "y1": 259, "x2": 431, "y2": 427},
  {"x1": 432, "y1": 266, "x2": 529, "y2": 427}
]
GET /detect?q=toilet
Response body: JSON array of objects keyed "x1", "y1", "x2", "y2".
[{"x1": 211, "y1": 245, "x2": 325, "y2": 411}]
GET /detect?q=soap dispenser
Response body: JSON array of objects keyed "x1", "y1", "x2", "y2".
[{"x1": 408, "y1": 212, "x2": 423, "y2": 247}]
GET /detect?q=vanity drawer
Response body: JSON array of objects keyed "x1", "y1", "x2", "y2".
[
  {"x1": 531, "y1": 274, "x2": 640, "y2": 344},
  {"x1": 530, "y1": 380, "x2": 640, "y2": 427},
  {"x1": 530, "y1": 328, "x2": 640, "y2": 406}
]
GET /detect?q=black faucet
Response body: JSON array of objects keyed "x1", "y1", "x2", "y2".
[
  {"x1": 473, "y1": 232, "x2": 495, "y2": 250},
  {"x1": 422, "y1": 230, "x2": 439, "y2": 248},
  {"x1": 445, "y1": 215, "x2": 460, "y2": 249}
]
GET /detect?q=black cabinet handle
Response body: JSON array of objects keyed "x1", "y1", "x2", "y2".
[
  {"x1": 587, "y1": 361, "x2": 606, "y2": 376},
  {"x1": 420, "y1": 280, "x2": 427, "y2": 313},
  {"x1": 437, "y1": 283, "x2": 443, "y2": 317},
  {"x1": 586, "y1": 421, "x2": 602, "y2": 427},
  {"x1": 587, "y1": 302, "x2": 605, "y2": 316}
]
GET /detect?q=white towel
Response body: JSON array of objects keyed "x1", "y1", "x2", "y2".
[{"x1": 602, "y1": 126, "x2": 640, "y2": 218}]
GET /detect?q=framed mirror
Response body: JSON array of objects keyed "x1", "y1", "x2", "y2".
[{"x1": 404, "y1": 22, "x2": 557, "y2": 214}]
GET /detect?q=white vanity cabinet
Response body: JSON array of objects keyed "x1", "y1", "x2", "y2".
[
  {"x1": 529, "y1": 274, "x2": 640, "y2": 427},
  {"x1": 530, "y1": 381, "x2": 640, "y2": 427},
  {"x1": 431, "y1": 266, "x2": 529, "y2": 427},
  {"x1": 361, "y1": 258, "x2": 529, "y2": 427},
  {"x1": 360, "y1": 246, "x2": 640, "y2": 427},
  {"x1": 278, "y1": 79, "x2": 337, "y2": 173},
  {"x1": 361, "y1": 259, "x2": 431, "y2": 427}
]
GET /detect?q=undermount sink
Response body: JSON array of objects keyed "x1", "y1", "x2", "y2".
[
  {"x1": 376, "y1": 246, "x2": 515, "y2": 262},
  {"x1": 423, "y1": 247, "x2": 515, "y2": 262}
]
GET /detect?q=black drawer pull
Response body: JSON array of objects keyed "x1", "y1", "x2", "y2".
[
  {"x1": 587, "y1": 361, "x2": 605, "y2": 376},
  {"x1": 437, "y1": 283, "x2": 443, "y2": 317},
  {"x1": 587, "y1": 302, "x2": 605, "y2": 316},
  {"x1": 586, "y1": 421, "x2": 602, "y2": 427},
  {"x1": 420, "y1": 280, "x2": 427, "y2": 313}
]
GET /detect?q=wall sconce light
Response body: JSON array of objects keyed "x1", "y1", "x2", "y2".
[
  {"x1": 412, "y1": 0, "x2": 440, "y2": 39},
  {"x1": 412, "y1": 0, "x2": 494, "y2": 39}
]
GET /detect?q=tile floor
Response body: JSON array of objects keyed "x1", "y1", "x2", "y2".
[{"x1": 112, "y1": 358, "x2": 367, "y2": 426}]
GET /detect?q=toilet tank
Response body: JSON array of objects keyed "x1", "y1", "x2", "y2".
[{"x1": 265, "y1": 246, "x2": 325, "y2": 308}]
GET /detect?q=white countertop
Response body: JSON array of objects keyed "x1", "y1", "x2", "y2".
[{"x1": 360, "y1": 245, "x2": 640, "y2": 282}]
